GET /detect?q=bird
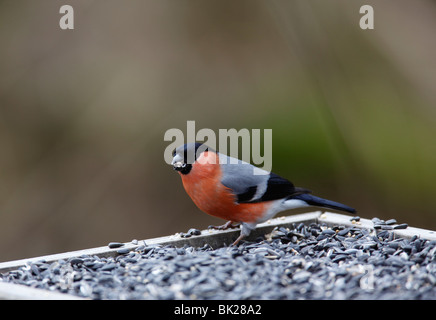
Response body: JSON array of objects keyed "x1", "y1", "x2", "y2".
[{"x1": 171, "y1": 142, "x2": 356, "y2": 246}]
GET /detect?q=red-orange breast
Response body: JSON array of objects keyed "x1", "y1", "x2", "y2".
[{"x1": 179, "y1": 150, "x2": 272, "y2": 223}]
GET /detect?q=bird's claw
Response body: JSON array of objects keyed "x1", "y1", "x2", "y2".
[{"x1": 208, "y1": 221, "x2": 240, "y2": 231}]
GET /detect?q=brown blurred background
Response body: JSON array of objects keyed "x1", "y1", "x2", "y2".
[{"x1": 0, "y1": 0, "x2": 435, "y2": 261}]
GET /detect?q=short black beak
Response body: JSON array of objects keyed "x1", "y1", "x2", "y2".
[{"x1": 173, "y1": 162, "x2": 186, "y2": 172}]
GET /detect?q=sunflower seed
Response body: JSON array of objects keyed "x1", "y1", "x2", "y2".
[{"x1": 108, "y1": 242, "x2": 125, "y2": 249}]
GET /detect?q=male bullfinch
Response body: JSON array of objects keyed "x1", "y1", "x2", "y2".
[{"x1": 171, "y1": 143, "x2": 356, "y2": 246}]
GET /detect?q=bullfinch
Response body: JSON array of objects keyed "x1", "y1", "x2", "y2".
[{"x1": 171, "y1": 143, "x2": 356, "y2": 246}]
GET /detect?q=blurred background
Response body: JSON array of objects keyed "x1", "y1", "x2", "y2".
[{"x1": 0, "y1": 0, "x2": 435, "y2": 261}]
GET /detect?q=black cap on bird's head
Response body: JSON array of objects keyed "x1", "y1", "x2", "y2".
[{"x1": 171, "y1": 143, "x2": 211, "y2": 174}]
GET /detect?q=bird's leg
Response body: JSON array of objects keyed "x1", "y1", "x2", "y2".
[
  {"x1": 231, "y1": 222, "x2": 256, "y2": 247},
  {"x1": 231, "y1": 234, "x2": 246, "y2": 246},
  {"x1": 208, "y1": 220, "x2": 240, "y2": 231}
]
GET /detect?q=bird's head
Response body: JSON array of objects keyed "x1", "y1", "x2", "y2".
[{"x1": 171, "y1": 143, "x2": 211, "y2": 175}]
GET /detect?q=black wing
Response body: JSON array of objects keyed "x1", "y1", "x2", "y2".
[{"x1": 236, "y1": 173, "x2": 311, "y2": 204}]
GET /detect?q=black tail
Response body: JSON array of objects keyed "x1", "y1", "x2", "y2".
[{"x1": 292, "y1": 193, "x2": 356, "y2": 214}]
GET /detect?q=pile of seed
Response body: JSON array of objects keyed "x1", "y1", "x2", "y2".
[{"x1": 1, "y1": 220, "x2": 436, "y2": 300}]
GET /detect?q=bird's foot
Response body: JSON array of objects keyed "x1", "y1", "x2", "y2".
[
  {"x1": 230, "y1": 234, "x2": 246, "y2": 247},
  {"x1": 208, "y1": 220, "x2": 240, "y2": 231}
]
